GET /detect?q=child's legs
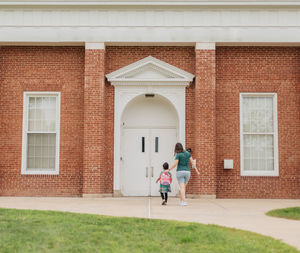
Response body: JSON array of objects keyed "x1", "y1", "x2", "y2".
[
  {"x1": 164, "y1": 193, "x2": 168, "y2": 203},
  {"x1": 160, "y1": 192, "x2": 165, "y2": 200}
]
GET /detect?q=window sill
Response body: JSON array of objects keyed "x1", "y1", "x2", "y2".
[
  {"x1": 241, "y1": 171, "x2": 279, "y2": 177},
  {"x1": 21, "y1": 169, "x2": 59, "y2": 175}
]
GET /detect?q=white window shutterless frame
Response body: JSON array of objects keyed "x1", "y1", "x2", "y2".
[
  {"x1": 240, "y1": 93, "x2": 279, "y2": 176},
  {"x1": 21, "y1": 92, "x2": 61, "y2": 175}
]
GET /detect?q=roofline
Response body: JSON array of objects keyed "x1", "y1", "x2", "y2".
[{"x1": 0, "y1": 1, "x2": 300, "y2": 7}]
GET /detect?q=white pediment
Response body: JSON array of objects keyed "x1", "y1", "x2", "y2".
[{"x1": 106, "y1": 56, "x2": 194, "y2": 86}]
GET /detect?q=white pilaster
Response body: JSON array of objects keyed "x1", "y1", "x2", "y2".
[
  {"x1": 195, "y1": 42, "x2": 216, "y2": 50},
  {"x1": 85, "y1": 42, "x2": 105, "y2": 50}
]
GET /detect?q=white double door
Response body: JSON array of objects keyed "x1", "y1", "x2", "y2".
[{"x1": 121, "y1": 128, "x2": 178, "y2": 196}]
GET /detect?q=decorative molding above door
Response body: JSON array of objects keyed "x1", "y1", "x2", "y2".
[{"x1": 106, "y1": 56, "x2": 194, "y2": 86}]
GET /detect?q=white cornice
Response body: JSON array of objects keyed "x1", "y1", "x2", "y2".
[
  {"x1": 1, "y1": 6, "x2": 300, "y2": 43},
  {"x1": 1, "y1": 1, "x2": 300, "y2": 6}
]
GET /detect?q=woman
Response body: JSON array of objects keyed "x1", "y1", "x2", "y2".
[{"x1": 168, "y1": 143, "x2": 200, "y2": 206}]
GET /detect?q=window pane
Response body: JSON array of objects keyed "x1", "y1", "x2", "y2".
[
  {"x1": 244, "y1": 159, "x2": 251, "y2": 171},
  {"x1": 258, "y1": 159, "x2": 266, "y2": 171},
  {"x1": 27, "y1": 133, "x2": 56, "y2": 170},
  {"x1": 265, "y1": 98, "x2": 274, "y2": 132},
  {"x1": 35, "y1": 145, "x2": 42, "y2": 157},
  {"x1": 244, "y1": 147, "x2": 251, "y2": 158},
  {"x1": 252, "y1": 159, "x2": 259, "y2": 171},
  {"x1": 28, "y1": 96, "x2": 56, "y2": 131},
  {"x1": 42, "y1": 158, "x2": 49, "y2": 169},
  {"x1": 27, "y1": 158, "x2": 35, "y2": 169},
  {"x1": 29, "y1": 97, "x2": 35, "y2": 108},
  {"x1": 36, "y1": 97, "x2": 42, "y2": 108},
  {"x1": 49, "y1": 158, "x2": 55, "y2": 169},
  {"x1": 28, "y1": 108, "x2": 35, "y2": 120},
  {"x1": 243, "y1": 97, "x2": 273, "y2": 133},
  {"x1": 243, "y1": 134, "x2": 274, "y2": 171},
  {"x1": 265, "y1": 148, "x2": 274, "y2": 158},
  {"x1": 49, "y1": 147, "x2": 56, "y2": 157},
  {"x1": 42, "y1": 146, "x2": 48, "y2": 157},
  {"x1": 28, "y1": 145, "x2": 35, "y2": 157},
  {"x1": 266, "y1": 159, "x2": 274, "y2": 171}
]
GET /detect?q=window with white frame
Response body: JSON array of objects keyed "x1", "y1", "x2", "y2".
[
  {"x1": 22, "y1": 92, "x2": 60, "y2": 175},
  {"x1": 240, "y1": 93, "x2": 278, "y2": 176}
]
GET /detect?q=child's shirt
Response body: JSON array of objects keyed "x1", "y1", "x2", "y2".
[{"x1": 160, "y1": 171, "x2": 172, "y2": 185}]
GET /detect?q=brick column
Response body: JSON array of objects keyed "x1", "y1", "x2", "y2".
[
  {"x1": 83, "y1": 43, "x2": 107, "y2": 197},
  {"x1": 194, "y1": 43, "x2": 217, "y2": 198}
]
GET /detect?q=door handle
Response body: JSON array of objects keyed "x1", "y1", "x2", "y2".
[
  {"x1": 146, "y1": 167, "x2": 148, "y2": 178},
  {"x1": 151, "y1": 166, "x2": 154, "y2": 177}
]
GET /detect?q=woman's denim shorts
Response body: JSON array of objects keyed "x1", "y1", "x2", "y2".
[{"x1": 176, "y1": 171, "x2": 191, "y2": 185}]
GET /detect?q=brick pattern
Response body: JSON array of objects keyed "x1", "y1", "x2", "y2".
[
  {"x1": 83, "y1": 49, "x2": 106, "y2": 195},
  {"x1": 0, "y1": 46, "x2": 84, "y2": 196},
  {"x1": 216, "y1": 47, "x2": 300, "y2": 198},
  {"x1": 104, "y1": 77, "x2": 114, "y2": 194},
  {"x1": 194, "y1": 49, "x2": 217, "y2": 196},
  {"x1": 1, "y1": 46, "x2": 299, "y2": 198}
]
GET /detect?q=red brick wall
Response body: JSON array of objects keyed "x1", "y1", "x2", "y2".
[
  {"x1": 194, "y1": 49, "x2": 216, "y2": 196},
  {"x1": 104, "y1": 67, "x2": 114, "y2": 194},
  {"x1": 216, "y1": 47, "x2": 300, "y2": 198},
  {"x1": 1, "y1": 46, "x2": 299, "y2": 198},
  {"x1": 83, "y1": 49, "x2": 106, "y2": 195},
  {"x1": 0, "y1": 46, "x2": 85, "y2": 196}
]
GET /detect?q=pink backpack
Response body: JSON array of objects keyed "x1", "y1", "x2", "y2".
[{"x1": 160, "y1": 172, "x2": 172, "y2": 185}]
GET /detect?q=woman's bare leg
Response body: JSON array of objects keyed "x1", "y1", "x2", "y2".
[{"x1": 179, "y1": 183, "x2": 186, "y2": 202}]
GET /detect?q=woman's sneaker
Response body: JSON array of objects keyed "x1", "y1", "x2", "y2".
[{"x1": 179, "y1": 201, "x2": 188, "y2": 206}]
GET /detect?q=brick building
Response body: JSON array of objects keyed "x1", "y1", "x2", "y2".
[{"x1": 0, "y1": 0, "x2": 299, "y2": 198}]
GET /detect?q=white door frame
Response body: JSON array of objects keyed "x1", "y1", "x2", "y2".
[
  {"x1": 114, "y1": 86, "x2": 186, "y2": 194},
  {"x1": 106, "y1": 56, "x2": 194, "y2": 195}
]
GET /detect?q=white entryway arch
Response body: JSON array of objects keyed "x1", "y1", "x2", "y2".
[
  {"x1": 106, "y1": 56, "x2": 194, "y2": 196},
  {"x1": 121, "y1": 94, "x2": 179, "y2": 196},
  {"x1": 122, "y1": 94, "x2": 179, "y2": 130}
]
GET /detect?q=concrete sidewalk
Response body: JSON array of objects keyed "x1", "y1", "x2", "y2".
[{"x1": 0, "y1": 197, "x2": 299, "y2": 250}]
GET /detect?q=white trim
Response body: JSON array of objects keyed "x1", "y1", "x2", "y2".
[
  {"x1": 2, "y1": 28, "x2": 300, "y2": 44},
  {"x1": 123, "y1": 125, "x2": 177, "y2": 129},
  {"x1": 113, "y1": 86, "x2": 186, "y2": 192},
  {"x1": 195, "y1": 42, "x2": 216, "y2": 50},
  {"x1": 21, "y1": 92, "x2": 61, "y2": 175},
  {"x1": 1, "y1": 42, "x2": 300, "y2": 47},
  {"x1": 111, "y1": 82, "x2": 190, "y2": 86},
  {"x1": 106, "y1": 56, "x2": 194, "y2": 84},
  {"x1": 85, "y1": 42, "x2": 105, "y2": 50},
  {"x1": 240, "y1": 93, "x2": 279, "y2": 177},
  {"x1": 0, "y1": 1, "x2": 300, "y2": 7}
]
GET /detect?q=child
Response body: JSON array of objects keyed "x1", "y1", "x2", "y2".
[{"x1": 156, "y1": 162, "x2": 172, "y2": 205}]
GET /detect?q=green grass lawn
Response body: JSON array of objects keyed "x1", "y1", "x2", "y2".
[
  {"x1": 0, "y1": 208, "x2": 299, "y2": 253},
  {"x1": 266, "y1": 207, "x2": 300, "y2": 220}
]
